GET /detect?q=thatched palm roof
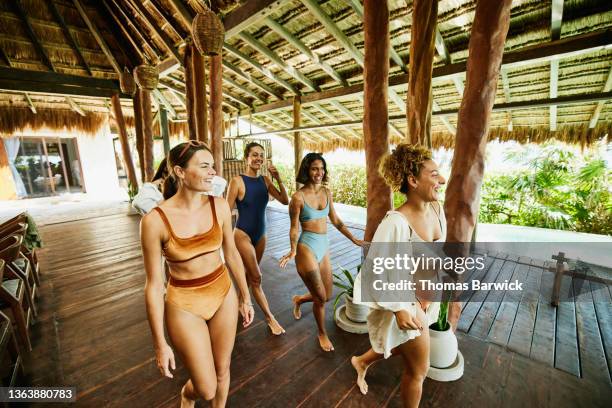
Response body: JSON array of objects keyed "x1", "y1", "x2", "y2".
[{"x1": 0, "y1": 0, "x2": 610, "y2": 151}]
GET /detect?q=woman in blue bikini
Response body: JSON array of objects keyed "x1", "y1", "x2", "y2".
[
  {"x1": 227, "y1": 142, "x2": 289, "y2": 335},
  {"x1": 279, "y1": 153, "x2": 363, "y2": 351}
]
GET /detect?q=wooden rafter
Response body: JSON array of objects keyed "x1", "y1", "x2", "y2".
[
  {"x1": 101, "y1": 0, "x2": 146, "y2": 64},
  {"x1": 238, "y1": 32, "x2": 319, "y2": 92},
  {"x1": 108, "y1": 0, "x2": 160, "y2": 63},
  {"x1": 224, "y1": 43, "x2": 296, "y2": 94},
  {"x1": 239, "y1": 29, "x2": 612, "y2": 116},
  {"x1": 24, "y1": 93, "x2": 36, "y2": 113},
  {"x1": 264, "y1": 16, "x2": 347, "y2": 86},
  {"x1": 11, "y1": 0, "x2": 55, "y2": 72},
  {"x1": 222, "y1": 76, "x2": 266, "y2": 104},
  {"x1": 501, "y1": 69, "x2": 513, "y2": 131},
  {"x1": 48, "y1": 0, "x2": 92, "y2": 75},
  {"x1": 73, "y1": 0, "x2": 121, "y2": 74},
  {"x1": 0, "y1": 44, "x2": 12, "y2": 67},
  {"x1": 549, "y1": 0, "x2": 564, "y2": 131},
  {"x1": 65, "y1": 96, "x2": 85, "y2": 116},
  {"x1": 157, "y1": 57, "x2": 180, "y2": 77},
  {"x1": 223, "y1": 0, "x2": 289, "y2": 39},
  {"x1": 153, "y1": 89, "x2": 177, "y2": 118},
  {"x1": 223, "y1": 60, "x2": 283, "y2": 100},
  {"x1": 588, "y1": 65, "x2": 612, "y2": 128},
  {"x1": 147, "y1": 0, "x2": 187, "y2": 40}
]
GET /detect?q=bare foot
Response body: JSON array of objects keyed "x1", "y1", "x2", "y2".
[
  {"x1": 351, "y1": 356, "x2": 369, "y2": 395},
  {"x1": 292, "y1": 295, "x2": 302, "y2": 320},
  {"x1": 267, "y1": 317, "x2": 286, "y2": 335},
  {"x1": 180, "y1": 385, "x2": 196, "y2": 408},
  {"x1": 318, "y1": 334, "x2": 334, "y2": 352}
]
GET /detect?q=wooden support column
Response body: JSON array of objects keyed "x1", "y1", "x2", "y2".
[
  {"x1": 160, "y1": 106, "x2": 170, "y2": 156},
  {"x1": 184, "y1": 43, "x2": 197, "y2": 140},
  {"x1": 363, "y1": 0, "x2": 393, "y2": 242},
  {"x1": 444, "y1": 0, "x2": 512, "y2": 245},
  {"x1": 140, "y1": 89, "x2": 155, "y2": 181},
  {"x1": 406, "y1": 0, "x2": 438, "y2": 147},
  {"x1": 293, "y1": 96, "x2": 302, "y2": 184},
  {"x1": 111, "y1": 94, "x2": 138, "y2": 188},
  {"x1": 210, "y1": 55, "x2": 223, "y2": 176},
  {"x1": 193, "y1": 51, "x2": 209, "y2": 144},
  {"x1": 133, "y1": 90, "x2": 145, "y2": 182}
]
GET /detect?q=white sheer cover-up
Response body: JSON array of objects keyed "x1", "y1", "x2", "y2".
[{"x1": 354, "y1": 206, "x2": 446, "y2": 358}]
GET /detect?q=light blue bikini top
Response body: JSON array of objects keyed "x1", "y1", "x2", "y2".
[{"x1": 299, "y1": 190, "x2": 329, "y2": 222}]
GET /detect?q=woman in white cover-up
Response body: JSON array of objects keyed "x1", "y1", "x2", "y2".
[{"x1": 352, "y1": 144, "x2": 446, "y2": 408}]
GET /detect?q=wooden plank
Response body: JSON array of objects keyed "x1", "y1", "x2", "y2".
[
  {"x1": 507, "y1": 264, "x2": 542, "y2": 356},
  {"x1": 590, "y1": 281, "x2": 612, "y2": 381},
  {"x1": 554, "y1": 274, "x2": 581, "y2": 377},
  {"x1": 573, "y1": 279, "x2": 609, "y2": 382}
]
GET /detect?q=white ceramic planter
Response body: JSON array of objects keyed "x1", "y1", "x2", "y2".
[
  {"x1": 429, "y1": 325, "x2": 459, "y2": 369},
  {"x1": 344, "y1": 295, "x2": 369, "y2": 323}
]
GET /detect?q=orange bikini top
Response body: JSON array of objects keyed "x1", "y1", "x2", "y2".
[{"x1": 153, "y1": 196, "x2": 223, "y2": 263}]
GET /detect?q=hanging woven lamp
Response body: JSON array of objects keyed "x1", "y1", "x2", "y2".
[
  {"x1": 133, "y1": 65, "x2": 159, "y2": 90},
  {"x1": 192, "y1": 7, "x2": 225, "y2": 56},
  {"x1": 119, "y1": 67, "x2": 136, "y2": 96}
]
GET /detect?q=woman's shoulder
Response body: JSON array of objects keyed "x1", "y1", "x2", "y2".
[{"x1": 373, "y1": 211, "x2": 411, "y2": 241}]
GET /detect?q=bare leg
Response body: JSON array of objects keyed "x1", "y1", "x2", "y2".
[
  {"x1": 207, "y1": 286, "x2": 239, "y2": 408},
  {"x1": 351, "y1": 349, "x2": 383, "y2": 395},
  {"x1": 234, "y1": 230, "x2": 284, "y2": 335},
  {"x1": 165, "y1": 304, "x2": 217, "y2": 407},
  {"x1": 292, "y1": 293, "x2": 312, "y2": 320},
  {"x1": 395, "y1": 307, "x2": 430, "y2": 408},
  {"x1": 296, "y1": 245, "x2": 333, "y2": 351}
]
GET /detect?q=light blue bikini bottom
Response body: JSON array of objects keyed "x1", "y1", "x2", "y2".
[{"x1": 298, "y1": 231, "x2": 329, "y2": 263}]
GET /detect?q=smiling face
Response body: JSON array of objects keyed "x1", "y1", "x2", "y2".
[
  {"x1": 174, "y1": 149, "x2": 216, "y2": 192},
  {"x1": 308, "y1": 159, "x2": 326, "y2": 185},
  {"x1": 246, "y1": 145, "x2": 265, "y2": 171},
  {"x1": 409, "y1": 159, "x2": 446, "y2": 202}
]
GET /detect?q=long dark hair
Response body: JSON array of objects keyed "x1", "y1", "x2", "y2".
[
  {"x1": 296, "y1": 152, "x2": 328, "y2": 185},
  {"x1": 151, "y1": 158, "x2": 168, "y2": 183},
  {"x1": 163, "y1": 141, "x2": 211, "y2": 200}
]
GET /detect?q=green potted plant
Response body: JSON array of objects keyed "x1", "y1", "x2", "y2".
[
  {"x1": 429, "y1": 293, "x2": 458, "y2": 369},
  {"x1": 127, "y1": 182, "x2": 139, "y2": 215},
  {"x1": 333, "y1": 265, "x2": 369, "y2": 323}
]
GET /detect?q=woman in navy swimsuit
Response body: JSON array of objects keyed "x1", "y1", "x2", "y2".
[{"x1": 227, "y1": 142, "x2": 289, "y2": 335}]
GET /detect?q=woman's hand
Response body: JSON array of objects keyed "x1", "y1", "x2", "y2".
[
  {"x1": 268, "y1": 163, "x2": 281, "y2": 181},
  {"x1": 353, "y1": 238, "x2": 365, "y2": 247},
  {"x1": 155, "y1": 343, "x2": 176, "y2": 378},
  {"x1": 279, "y1": 249, "x2": 296, "y2": 268},
  {"x1": 394, "y1": 309, "x2": 423, "y2": 331},
  {"x1": 239, "y1": 301, "x2": 255, "y2": 327}
]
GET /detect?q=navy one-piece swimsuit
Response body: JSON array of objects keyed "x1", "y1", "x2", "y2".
[{"x1": 235, "y1": 175, "x2": 269, "y2": 245}]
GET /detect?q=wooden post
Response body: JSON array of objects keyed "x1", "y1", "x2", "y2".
[
  {"x1": 550, "y1": 252, "x2": 568, "y2": 306},
  {"x1": 363, "y1": 0, "x2": 393, "y2": 242},
  {"x1": 406, "y1": 0, "x2": 437, "y2": 147},
  {"x1": 210, "y1": 54, "x2": 223, "y2": 176},
  {"x1": 184, "y1": 43, "x2": 197, "y2": 140},
  {"x1": 133, "y1": 90, "x2": 146, "y2": 181},
  {"x1": 111, "y1": 93, "x2": 138, "y2": 188},
  {"x1": 160, "y1": 105, "x2": 170, "y2": 156},
  {"x1": 193, "y1": 50, "x2": 209, "y2": 144},
  {"x1": 293, "y1": 96, "x2": 302, "y2": 187},
  {"x1": 443, "y1": 0, "x2": 512, "y2": 245},
  {"x1": 141, "y1": 89, "x2": 155, "y2": 181}
]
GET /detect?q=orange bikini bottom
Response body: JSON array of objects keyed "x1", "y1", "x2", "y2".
[{"x1": 165, "y1": 263, "x2": 232, "y2": 320}]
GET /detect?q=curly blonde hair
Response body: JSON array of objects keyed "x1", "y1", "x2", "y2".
[{"x1": 379, "y1": 143, "x2": 432, "y2": 194}]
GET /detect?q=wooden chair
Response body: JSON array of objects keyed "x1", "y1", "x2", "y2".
[
  {"x1": 0, "y1": 224, "x2": 40, "y2": 290},
  {"x1": 0, "y1": 260, "x2": 32, "y2": 352},
  {"x1": 0, "y1": 310, "x2": 24, "y2": 389},
  {"x1": 0, "y1": 236, "x2": 37, "y2": 319},
  {"x1": 0, "y1": 216, "x2": 41, "y2": 287}
]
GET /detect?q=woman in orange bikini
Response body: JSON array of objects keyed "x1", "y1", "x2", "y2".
[{"x1": 140, "y1": 141, "x2": 254, "y2": 408}]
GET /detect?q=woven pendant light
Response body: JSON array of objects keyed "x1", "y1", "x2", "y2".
[
  {"x1": 192, "y1": 8, "x2": 225, "y2": 56},
  {"x1": 119, "y1": 67, "x2": 136, "y2": 96},
  {"x1": 133, "y1": 65, "x2": 159, "y2": 90}
]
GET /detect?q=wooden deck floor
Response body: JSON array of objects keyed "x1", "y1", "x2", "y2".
[{"x1": 23, "y1": 206, "x2": 611, "y2": 407}]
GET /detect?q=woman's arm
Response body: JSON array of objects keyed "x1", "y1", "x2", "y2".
[
  {"x1": 226, "y1": 176, "x2": 242, "y2": 210},
  {"x1": 217, "y1": 197, "x2": 254, "y2": 327},
  {"x1": 140, "y1": 213, "x2": 175, "y2": 377},
  {"x1": 264, "y1": 165, "x2": 289, "y2": 205},
  {"x1": 279, "y1": 193, "x2": 303, "y2": 268},
  {"x1": 327, "y1": 189, "x2": 364, "y2": 246}
]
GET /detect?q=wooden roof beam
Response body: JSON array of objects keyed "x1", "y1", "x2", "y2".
[
  {"x1": 238, "y1": 32, "x2": 319, "y2": 92},
  {"x1": 224, "y1": 43, "x2": 297, "y2": 94},
  {"x1": 588, "y1": 65, "x2": 612, "y2": 128},
  {"x1": 432, "y1": 100, "x2": 456, "y2": 134},
  {"x1": 264, "y1": 17, "x2": 347, "y2": 86},
  {"x1": 501, "y1": 69, "x2": 513, "y2": 131},
  {"x1": 549, "y1": 0, "x2": 564, "y2": 131},
  {"x1": 433, "y1": 25, "x2": 464, "y2": 96},
  {"x1": 146, "y1": 0, "x2": 187, "y2": 40},
  {"x1": 24, "y1": 93, "x2": 36, "y2": 113},
  {"x1": 73, "y1": 0, "x2": 121, "y2": 74},
  {"x1": 12, "y1": 0, "x2": 55, "y2": 72},
  {"x1": 65, "y1": 96, "x2": 85, "y2": 116},
  {"x1": 0, "y1": 44, "x2": 12, "y2": 67},
  {"x1": 222, "y1": 76, "x2": 267, "y2": 104},
  {"x1": 224, "y1": 0, "x2": 290, "y2": 39},
  {"x1": 223, "y1": 60, "x2": 283, "y2": 99},
  {"x1": 101, "y1": 0, "x2": 147, "y2": 64},
  {"x1": 108, "y1": 0, "x2": 160, "y2": 63},
  {"x1": 48, "y1": 0, "x2": 92, "y2": 75},
  {"x1": 242, "y1": 29, "x2": 612, "y2": 115},
  {"x1": 124, "y1": 0, "x2": 182, "y2": 63},
  {"x1": 158, "y1": 57, "x2": 180, "y2": 77},
  {"x1": 153, "y1": 89, "x2": 177, "y2": 118}
]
